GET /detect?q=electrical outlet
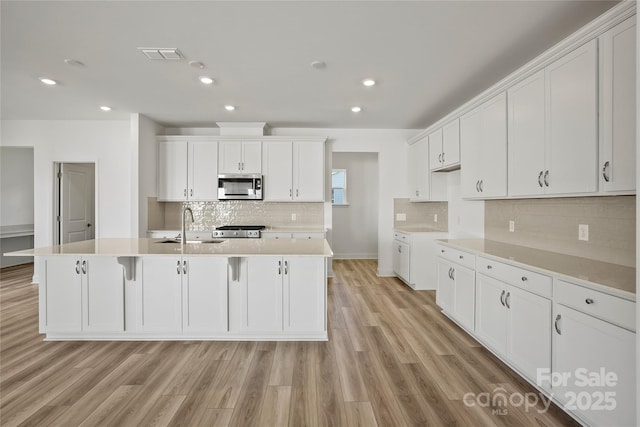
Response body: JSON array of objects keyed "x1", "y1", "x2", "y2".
[
  {"x1": 291, "y1": 213, "x2": 297, "y2": 221},
  {"x1": 578, "y1": 224, "x2": 589, "y2": 241},
  {"x1": 509, "y1": 220, "x2": 515, "y2": 233},
  {"x1": 434, "y1": 214, "x2": 438, "y2": 223},
  {"x1": 396, "y1": 213, "x2": 406, "y2": 222}
]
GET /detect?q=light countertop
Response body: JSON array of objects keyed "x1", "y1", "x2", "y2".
[
  {"x1": 5, "y1": 238, "x2": 333, "y2": 258},
  {"x1": 394, "y1": 226, "x2": 447, "y2": 233},
  {"x1": 438, "y1": 239, "x2": 635, "y2": 299}
]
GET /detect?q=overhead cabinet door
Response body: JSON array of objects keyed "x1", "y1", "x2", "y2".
[
  {"x1": 157, "y1": 140, "x2": 188, "y2": 201},
  {"x1": 545, "y1": 40, "x2": 598, "y2": 194},
  {"x1": 263, "y1": 141, "x2": 294, "y2": 201},
  {"x1": 293, "y1": 141, "x2": 324, "y2": 201},
  {"x1": 189, "y1": 141, "x2": 218, "y2": 201}
]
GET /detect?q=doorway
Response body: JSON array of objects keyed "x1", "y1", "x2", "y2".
[{"x1": 54, "y1": 163, "x2": 95, "y2": 244}]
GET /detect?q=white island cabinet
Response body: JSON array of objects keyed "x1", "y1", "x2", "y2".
[
  {"x1": 16, "y1": 238, "x2": 332, "y2": 341},
  {"x1": 229, "y1": 256, "x2": 326, "y2": 338},
  {"x1": 42, "y1": 256, "x2": 124, "y2": 333}
]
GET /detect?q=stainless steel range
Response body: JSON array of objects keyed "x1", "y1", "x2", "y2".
[{"x1": 212, "y1": 225, "x2": 265, "y2": 238}]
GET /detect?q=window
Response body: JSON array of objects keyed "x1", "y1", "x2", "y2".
[{"x1": 332, "y1": 169, "x2": 347, "y2": 205}]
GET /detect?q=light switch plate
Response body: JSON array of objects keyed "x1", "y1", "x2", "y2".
[
  {"x1": 396, "y1": 213, "x2": 406, "y2": 221},
  {"x1": 434, "y1": 214, "x2": 438, "y2": 223},
  {"x1": 509, "y1": 220, "x2": 515, "y2": 233},
  {"x1": 578, "y1": 224, "x2": 589, "y2": 241},
  {"x1": 291, "y1": 213, "x2": 297, "y2": 221}
]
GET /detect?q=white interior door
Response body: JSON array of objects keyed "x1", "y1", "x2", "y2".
[{"x1": 59, "y1": 163, "x2": 95, "y2": 244}]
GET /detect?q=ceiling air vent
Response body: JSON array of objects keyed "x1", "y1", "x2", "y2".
[{"x1": 138, "y1": 48, "x2": 183, "y2": 60}]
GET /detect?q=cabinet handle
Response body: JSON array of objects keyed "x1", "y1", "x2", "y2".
[
  {"x1": 521, "y1": 276, "x2": 527, "y2": 282},
  {"x1": 442, "y1": 152, "x2": 445, "y2": 163},
  {"x1": 450, "y1": 268, "x2": 455, "y2": 280},
  {"x1": 242, "y1": 162, "x2": 245, "y2": 170},
  {"x1": 284, "y1": 260, "x2": 288, "y2": 275},
  {"x1": 538, "y1": 171, "x2": 544, "y2": 187},
  {"x1": 75, "y1": 260, "x2": 81, "y2": 275},
  {"x1": 602, "y1": 161, "x2": 610, "y2": 182},
  {"x1": 555, "y1": 314, "x2": 562, "y2": 335},
  {"x1": 290, "y1": 189, "x2": 292, "y2": 198},
  {"x1": 441, "y1": 249, "x2": 445, "y2": 253},
  {"x1": 190, "y1": 189, "x2": 193, "y2": 197},
  {"x1": 183, "y1": 260, "x2": 187, "y2": 275},
  {"x1": 176, "y1": 260, "x2": 181, "y2": 275},
  {"x1": 416, "y1": 190, "x2": 419, "y2": 197},
  {"x1": 479, "y1": 180, "x2": 483, "y2": 192},
  {"x1": 475, "y1": 180, "x2": 480, "y2": 192},
  {"x1": 544, "y1": 170, "x2": 549, "y2": 187},
  {"x1": 486, "y1": 265, "x2": 492, "y2": 270},
  {"x1": 459, "y1": 255, "x2": 464, "y2": 260},
  {"x1": 184, "y1": 189, "x2": 187, "y2": 197},
  {"x1": 500, "y1": 290, "x2": 506, "y2": 306},
  {"x1": 398, "y1": 246, "x2": 402, "y2": 253},
  {"x1": 447, "y1": 267, "x2": 452, "y2": 280},
  {"x1": 505, "y1": 292, "x2": 511, "y2": 309},
  {"x1": 81, "y1": 260, "x2": 87, "y2": 275},
  {"x1": 296, "y1": 189, "x2": 299, "y2": 197},
  {"x1": 585, "y1": 298, "x2": 594, "y2": 305},
  {"x1": 238, "y1": 162, "x2": 241, "y2": 171},
  {"x1": 438, "y1": 153, "x2": 442, "y2": 163},
  {"x1": 278, "y1": 260, "x2": 282, "y2": 275}
]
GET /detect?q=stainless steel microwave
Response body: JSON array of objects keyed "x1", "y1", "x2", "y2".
[{"x1": 218, "y1": 174, "x2": 263, "y2": 200}]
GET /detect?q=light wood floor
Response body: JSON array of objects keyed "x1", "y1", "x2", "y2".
[{"x1": 0, "y1": 260, "x2": 578, "y2": 426}]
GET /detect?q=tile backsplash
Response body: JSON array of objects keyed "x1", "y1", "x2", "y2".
[
  {"x1": 485, "y1": 196, "x2": 635, "y2": 267},
  {"x1": 393, "y1": 198, "x2": 448, "y2": 231},
  {"x1": 148, "y1": 197, "x2": 324, "y2": 230}
]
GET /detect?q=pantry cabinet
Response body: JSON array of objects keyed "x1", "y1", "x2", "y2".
[
  {"x1": 460, "y1": 92, "x2": 507, "y2": 199},
  {"x1": 553, "y1": 295, "x2": 635, "y2": 427},
  {"x1": 219, "y1": 140, "x2": 262, "y2": 174},
  {"x1": 600, "y1": 16, "x2": 636, "y2": 193},
  {"x1": 157, "y1": 139, "x2": 218, "y2": 201},
  {"x1": 429, "y1": 119, "x2": 460, "y2": 171},
  {"x1": 43, "y1": 256, "x2": 124, "y2": 333},
  {"x1": 262, "y1": 140, "x2": 325, "y2": 202},
  {"x1": 408, "y1": 136, "x2": 430, "y2": 201}
]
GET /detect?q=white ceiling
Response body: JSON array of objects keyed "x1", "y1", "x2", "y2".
[{"x1": 1, "y1": 1, "x2": 618, "y2": 129}]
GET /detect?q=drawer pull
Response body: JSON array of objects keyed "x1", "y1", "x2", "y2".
[
  {"x1": 585, "y1": 298, "x2": 594, "y2": 305},
  {"x1": 441, "y1": 249, "x2": 445, "y2": 253},
  {"x1": 505, "y1": 292, "x2": 511, "y2": 309},
  {"x1": 486, "y1": 265, "x2": 492, "y2": 270},
  {"x1": 521, "y1": 276, "x2": 527, "y2": 282},
  {"x1": 459, "y1": 255, "x2": 464, "y2": 259},
  {"x1": 500, "y1": 290, "x2": 506, "y2": 306},
  {"x1": 555, "y1": 314, "x2": 562, "y2": 335}
]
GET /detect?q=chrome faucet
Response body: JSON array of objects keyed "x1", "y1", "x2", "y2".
[{"x1": 181, "y1": 207, "x2": 194, "y2": 245}]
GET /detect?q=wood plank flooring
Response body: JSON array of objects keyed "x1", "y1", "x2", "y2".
[{"x1": 0, "y1": 260, "x2": 579, "y2": 426}]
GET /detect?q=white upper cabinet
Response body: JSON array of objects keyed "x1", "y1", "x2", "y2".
[
  {"x1": 219, "y1": 140, "x2": 262, "y2": 174},
  {"x1": 262, "y1": 140, "x2": 325, "y2": 202},
  {"x1": 408, "y1": 136, "x2": 430, "y2": 201},
  {"x1": 461, "y1": 92, "x2": 507, "y2": 199},
  {"x1": 429, "y1": 119, "x2": 460, "y2": 171},
  {"x1": 545, "y1": 39, "x2": 598, "y2": 194},
  {"x1": 508, "y1": 70, "x2": 547, "y2": 196},
  {"x1": 157, "y1": 139, "x2": 218, "y2": 201},
  {"x1": 600, "y1": 16, "x2": 636, "y2": 193}
]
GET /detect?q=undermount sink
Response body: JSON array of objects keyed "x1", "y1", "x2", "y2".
[{"x1": 158, "y1": 239, "x2": 226, "y2": 244}]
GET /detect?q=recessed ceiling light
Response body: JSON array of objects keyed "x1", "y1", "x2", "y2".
[
  {"x1": 224, "y1": 105, "x2": 235, "y2": 111},
  {"x1": 189, "y1": 61, "x2": 205, "y2": 69},
  {"x1": 310, "y1": 60, "x2": 326, "y2": 69},
  {"x1": 64, "y1": 58, "x2": 85, "y2": 68},
  {"x1": 362, "y1": 78, "x2": 376, "y2": 87},
  {"x1": 199, "y1": 76, "x2": 214, "y2": 85},
  {"x1": 351, "y1": 106, "x2": 362, "y2": 113},
  {"x1": 100, "y1": 106, "x2": 111, "y2": 112},
  {"x1": 39, "y1": 77, "x2": 57, "y2": 85}
]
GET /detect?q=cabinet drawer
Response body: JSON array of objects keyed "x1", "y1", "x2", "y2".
[
  {"x1": 477, "y1": 256, "x2": 552, "y2": 298},
  {"x1": 292, "y1": 232, "x2": 325, "y2": 240},
  {"x1": 555, "y1": 280, "x2": 635, "y2": 331},
  {"x1": 437, "y1": 245, "x2": 475, "y2": 270}
]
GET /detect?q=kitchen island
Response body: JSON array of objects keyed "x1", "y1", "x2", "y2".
[{"x1": 7, "y1": 238, "x2": 333, "y2": 341}]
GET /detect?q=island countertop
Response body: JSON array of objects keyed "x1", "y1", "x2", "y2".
[{"x1": 5, "y1": 238, "x2": 333, "y2": 257}]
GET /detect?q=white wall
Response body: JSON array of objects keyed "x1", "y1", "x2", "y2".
[
  {"x1": 1, "y1": 147, "x2": 34, "y2": 226},
  {"x1": 332, "y1": 152, "x2": 378, "y2": 259},
  {"x1": 132, "y1": 114, "x2": 165, "y2": 237},
  {"x1": 271, "y1": 127, "x2": 413, "y2": 276},
  {"x1": 1, "y1": 120, "x2": 132, "y2": 280}
]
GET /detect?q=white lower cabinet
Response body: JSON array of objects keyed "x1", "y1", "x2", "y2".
[
  {"x1": 138, "y1": 256, "x2": 228, "y2": 334},
  {"x1": 43, "y1": 256, "x2": 124, "y2": 333},
  {"x1": 475, "y1": 273, "x2": 551, "y2": 385},
  {"x1": 229, "y1": 256, "x2": 326, "y2": 335},
  {"x1": 552, "y1": 280, "x2": 636, "y2": 427},
  {"x1": 392, "y1": 239, "x2": 410, "y2": 284},
  {"x1": 436, "y1": 256, "x2": 475, "y2": 332}
]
